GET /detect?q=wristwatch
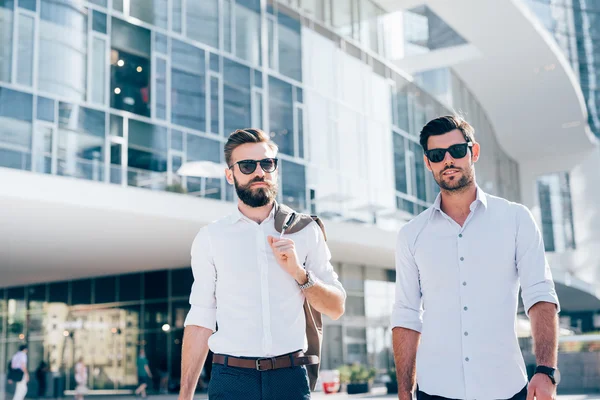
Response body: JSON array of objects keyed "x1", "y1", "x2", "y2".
[
  {"x1": 534, "y1": 365, "x2": 561, "y2": 385},
  {"x1": 298, "y1": 270, "x2": 317, "y2": 290}
]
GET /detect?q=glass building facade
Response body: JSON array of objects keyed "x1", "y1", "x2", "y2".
[{"x1": 0, "y1": 0, "x2": 521, "y2": 394}]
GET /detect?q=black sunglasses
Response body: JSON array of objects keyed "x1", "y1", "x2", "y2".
[
  {"x1": 425, "y1": 142, "x2": 473, "y2": 163},
  {"x1": 229, "y1": 158, "x2": 278, "y2": 175}
]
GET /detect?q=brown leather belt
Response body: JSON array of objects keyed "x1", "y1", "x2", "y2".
[{"x1": 213, "y1": 350, "x2": 318, "y2": 371}]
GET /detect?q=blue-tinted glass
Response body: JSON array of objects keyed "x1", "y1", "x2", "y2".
[
  {"x1": 411, "y1": 141, "x2": 426, "y2": 201},
  {"x1": 130, "y1": 0, "x2": 168, "y2": 29},
  {"x1": 186, "y1": 0, "x2": 218, "y2": 49},
  {"x1": 49, "y1": 282, "x2": 68, "y2": 304},
  {"x1": 18, "y1": 0, "x2": 35, "y2": 10},
  {"x1": 393, "y1": 133, "x2": 407, "y2": 193},
  {"x1": 119, "y1": 273, "x2": 142, "y2": 302},
  {"x1": 277, "y1": 13, "x2": 302, "y2": 81},
  {"x1": 269, "y1": 76, "x2": 294, "y2": 155},
  {"x1": 94, "y1": 276, "x2": 116, "y2": 304},
  {"x1": 172, "y1": 0, "x2": 182, "y2": 32},
  {"x1": 144, "y1": 270, "x2": 168, "y2": 300},
  {"x1": 0, "y1": 88, "x2": 33, "y2": 170},
  {"x1": 155, "y1": 32, "x2": 168, "y2": 54},
  {"x1": 16, "y1": 13, "x2": 34, "y2": 86},
  {"x1": 254, "y1": 70, "x2": 262, "y2": 87},
  {"x1": 128, "y1": 119, "x2": 167, "y2": 151},
  {"x1": 238, "y1": 0, "x2": 260, "y2": 12},
  {"x1": 0, "y1": 87, "x2": 33, "y2": 121},
  {"x1": 89, "y1": 0, "x2": 108, "y2": 7},
  {"x1": 92, "y1": 10, "x2": 107, "y2": 33},
  {"x1": 155, "y1": 58, "x2": 167, "y2": 119},
  {"x1": 210, "y1": 53, "x2": 220, "y2": 72},
  {"x1": 127, "y1": 120, "x2": 167, "y2": 186},
  {"x1": 223, "y1": 58, "x2": 251, "y2": 135},
  {"x1": 171, "y1": 130, "x2": 183, "y2": 151},
  {"x1": 0, "y1": 1, "x2": 13, "y2": 83},
  {"x1": 37, "y1": 96, "x2": 55, "y2": 122},
  {"x1": 210, "y1": 77, "x2": 220, "y2": 134},
  {"x1": 0, "y1": 1, "x2": 15, "y2": 9},
  {"x1": 171, "y1": 41, "x2": 206, "y2": 131},
  {"x1": 171, "y1": 268, "x2": 193, "y2": 297},
  {"x1": 186, "y1": 133, "x2": 220, "y2": 162},
  {"x1": 296, "y1": 87, "x2": 303, "y2": 103},
  {"x1": 297, "y1": 107, "x2": 304, "y2": 158},
  {"x1": 282, "y1": 160, "x2": 306, "y2": 211},
  {"x1": 71, "y1": 279, "x2": 92, "y2": 305},
  {"x1": 113, "y1": 0, "x2": 123, "y2": 12},
  {"x1": 235, "y1": 0, "x2": 261, "y2": 64}
]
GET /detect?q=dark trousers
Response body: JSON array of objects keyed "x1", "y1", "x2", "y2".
[
  {"x1": 208, "y1": 362, "x2": 311, "y2": 400},
  {"x1": 417, "y1": 385, "x2": 528, "y2": 400}
]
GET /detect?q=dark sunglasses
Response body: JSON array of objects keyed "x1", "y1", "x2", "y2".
[
  {"x1": 425, "y1": 142, "x2": 473, "y2": 163},
  {"x1": 229, "y1": 158, "x2": 278, "y2": 175}
]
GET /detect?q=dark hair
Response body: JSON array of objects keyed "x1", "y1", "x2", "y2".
[
  {"x1": 19, "y1": 344, "x2": 28, "y2": 351},
  {"x1": 419, "y1": 115, "x2": 475, "y2": 151},
  {"x1": 224, "y1": 128, "x2": 279, "y2": 167}
]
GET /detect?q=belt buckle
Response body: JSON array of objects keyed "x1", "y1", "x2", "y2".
[{"x1": 255, "y1": 357, "x2": 275, "y2": 371}]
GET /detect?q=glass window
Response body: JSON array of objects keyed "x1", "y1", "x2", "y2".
[
  {"x1": 186, "y1": 133, "x2": 220, "y2": 163},
  {"x1": 252, "y1": 91, "x2": 263, "y2": 128},
  {"x1": 346, "y1": 295, "x2": 366, "y2": 316},
  {"x1": 89, "y1": 0, "x2": 108, "y2": 7},
  {"x1": 16, "y1": 13, "x2": 34, "y2": 86},
  {"x1": 277, "y1": 12, "x2": 302, "y2": 81},
  {"x1": 119, "y1": 273, "x2": 142, "y2": 302},
  {"x1": 0, "y1": 2, "x2": 14, "y2": 83},
  {"x1": 33, "y1": 125, "x2": 53, "y2": 174},
  {"x1": 235, "y1": 0, "x2": 261, "y2": 65},
  {"x1": 0, "y1": 87, "x2": 33, "y2": 171},
  {"x1": 18, "y1": 0, "x2": 35, "y2": 11},
  {"x1": 172, "y1": 0, "x2": 182, "y2": 33},
  {"x1": 186, "y1": 0, "x2": 218, "y2": 49},
  {"x1": 269, "y1": 76, "x2": 294, "y2": 155},
  {"x1": 92, "y1": 10, "x2": 107, "y2": 33},
  {"x1": 144, "y1": 302, "x2": 169, "y2": 330},
  {"x1": 296, "y1": 106, "x2": 304, "y2": 158},
  {"x1": 71, "y1": 279, "x2": 92, "y2": 305},
  {"x1": 223, "y1": 58, "x2": 251, "y2": 135},
  {"x1": 111, "y1": 18, "x2": 151, "y2": 117},
  {"x1": 39, "y1": 0, "x2": 87, "y2": 100},
  {"x1": 110, "y1": 141, "x2": 122, "y2": 184},
  {"x1": 113, "y1": 0, "x2": 123, "y2": 12},
  {"x1": 223, "y1": 0, "x2": 232, "y2": 53},
  {"x1": 171, "y1": 39, "x2": 206, "y2": 131},
  {"x1": 171, "y1": 129, "x2": 183, "y2": 151},
  {"x1": 128, "y1": 119, "x2": 167, "y2": 189},
  {"x1": 7, "y1": 287, "x2": 26, "y2": 339},
  {"x1": 57, "y1": 103, "x2": 105, "y2": 181},
  {"x1": 48, "y1": 281, "x2": 69, "y2": 304},
  {"x1": 171, "y1": 268, "x2": 193, "y2": 298},
  {"x1": 92, "y1": 37, "x2": 107, "y2": 104},
  {"x1": 210, "y1": 76, "x2": 220, "y2": 134},
  {"x1": 253, "y1": 70, "x2": 262, "y2": 88},
  {"x1": 537, "y1": 172, "x2": 576, "y2": 252},
  {"x1": 154, "y1": 32, "x2": 168, "y2": 54},
  {"x1": 37, "y1": 96, "x2": 55, "y2": 122},
  {"x1": 411, "y1": 141, "x2": 426, "y2": 201},
  {"x1": 130, "y1": 0, "x2": 168, "y2": 29},
  {"x1": 267, "y1": 17, "x2": 276, "y2": 69},
  {"x1": 281, "y1": 160, "x2": 306, "y2": 211},
  {"x1": 210, "y1": 53, "x2": 220, "y2": 72},
  {"x1": 393, "y1": 133, "x2": 407, "y2": 194},
  {"x1": 94, "y1": 276, "x2": 117, "y2": 304},
  {"x1": 155, "y1": 58, "x2": 167, "y2": 119},
  {"x1": 144, "y1": 270, "x2": 168, "y2": 300}
]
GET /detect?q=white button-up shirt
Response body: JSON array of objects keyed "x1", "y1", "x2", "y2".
[
  {"x1": 391, "y1": 186, "x2": 560, "y2": 400},
  {"x1": 11, "y1": 351, "x2": 27, "y2": 370},
  {"x1": 184, "y1": 204, "x2": 345, "y2": 357}
]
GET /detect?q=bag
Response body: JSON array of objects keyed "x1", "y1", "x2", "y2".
[
  {"x1": 274, "y1": 203, "x2": 327, "y2": 392},
  {"x1": 7, "y1": 363, "x2": 24, "y2": 382}
]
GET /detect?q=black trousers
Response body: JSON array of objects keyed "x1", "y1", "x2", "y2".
[{"x1": 417, "y1": 385, "x2": 527, "y2": 400}]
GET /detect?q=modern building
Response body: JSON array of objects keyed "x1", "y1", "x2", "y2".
[{"x1": 0, "y1": 0, "x2": 599, "y2": 396}]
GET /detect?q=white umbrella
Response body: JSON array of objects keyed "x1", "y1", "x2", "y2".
[{"x1": 176, "y1": 161, "x2": 226, "y2": 178}]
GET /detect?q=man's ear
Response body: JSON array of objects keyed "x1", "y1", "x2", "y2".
[{"x1": 225, "y1": 167, "x2": 234, "y2": 185}]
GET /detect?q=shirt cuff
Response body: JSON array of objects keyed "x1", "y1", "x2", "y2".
[
  {"x1": 523, "y1": 292, "x2": 561, "y2": 316},
  {"x1": 184, "y1": 305, "x2": 217, "y2": 331},
  {"x1": 390, "y1": 307, "x2": 423, "y2": 333}
]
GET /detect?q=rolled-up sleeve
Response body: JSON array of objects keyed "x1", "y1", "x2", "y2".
[
  {"x1": 184, "y1": 227, "x2": 217, "y2": 331},
  {"x1": 516, "y1": 205, "x2": 560, "y2": 315},
  {"x1": 304, "y1": 222, "x2": 346, "y2": 298},
  {"x1": 391, "y1": 228, "x2": 423, "y2": 333}
]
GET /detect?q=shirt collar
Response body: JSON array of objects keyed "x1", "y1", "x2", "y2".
[
  {"x1": 431, "y1": 185, "x2": 488, "y2": 216},
  {"x1": 229, "y1": 201, "x2": 277, "y2": 225}
]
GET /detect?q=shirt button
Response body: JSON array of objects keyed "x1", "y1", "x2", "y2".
[
  {"x1": 464, "y1": 332, "x2": 469, "y2": 336},
  {"x1": 464, "y1": 306, "x2": 468, "y2": 311},
  {"x1": 465, "y1": 357, "x2": 470, "y2": 362},
  {"x1": 460, "y1": 257, "x2": 464, "y2": 261},
  {"x1": 459, "y1": 234, "x2": 463, "y2": 238},
  {"x1": 462, "y1": 281, "x2": 467, "y2": 286}
]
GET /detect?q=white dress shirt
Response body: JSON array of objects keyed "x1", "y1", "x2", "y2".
[
  {"x1": 391, "y1": 186, "x2": 560, "y2": 400},
  {"x1": 11, "y1": 351, "x2": 27, "y2": 370},
  {"x1": 185, "y1": 204, "x2": 345, "y2": 357}
]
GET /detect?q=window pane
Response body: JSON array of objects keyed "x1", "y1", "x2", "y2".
[
  {"x1": 281, "y1": 160, "x2": 306, "y2": 211},
  {"x1": 297, "y1": 107, "x2": 304, "y2": 158},
  {"x1": 48, "y1": 281, "x2": 69, "y2": 304},
  {"x1": 235, "y1": 0, "x2": 261, "y2": 64},
  {"x1": 92, "y1": 37, "x2": 106, "y2": 104},
  {"x1": 210, "y1": 53, "x2": 220, "y2": 72},
  {"x1": 186, "y1": 0, "x2": 218, "y2": 48},
  {"x1": 277, "y1": 12, "x2": 302, "y2": 81},
  {"x1": 171, "y1": 129, "x2": 183, "y2": 151},
  {"x1": 252, "y1": 91, "x2": 262, "y2": 128},
  {"x1": 71, "y1": 279, "x2": 92, "y2": 305},
  {"x1": 128, "y1": 119, "x2": 168, "y2": 189},
  {"x1": 186, "y1": 133, "x2": 220, "y2": 162},
  {"x1": 92, "y1": 10, "x2": 107, "y2": 33},
  {"x1": 18, "y1": 0, "x2": 35, "y2": 11},
  {"x1": 254, "y1": 70, "x2": 262, "y2": 88},
  {"x1": 394, "y1": 133, "x2": 407, "y2": 193},
  {"x1": 111, "y1": 18, "x2": 151, "y2": 117},
  {"x1": 130, "y1": 0, "x2": 168, "y2": 29},
  {"x1": 269, "y1": 76, "x2": 294, "y2": 155},
  {"x1": 94, "y1": 276, "x2": 117, "y2": 303},
  {"x1": 0, "y1": 4, "x2": 13, "y2": 83},
  {"x1": 57, "y1": 103, "x2": 105, "y2": 182},
  {"x1": 7, "y1": 287, "x2": 26, "y2": 340},
  {"x1": 144, "y1": 270, "x2": 168, "y2": 300},
  {"x1": 33, "y1": 125, "x2": 53, "y2": 174},
  {"x1": 119, "y1": 273, "x2": 142, "y2": 302},
  {"x1": 223, "y1": 0, "x2": 232, "y2": 53},
  {"x1": 267, "y1": 18, "x2": 275, "y2": 69},
  {"x1": 113, "y1": 0, "x2": 123, "y2": 12},
  {"x1": 171, "y1": 40, "x2": 205, "y2": 131},
  {"x1": 210, "y1": 76, "x2": 220, "y2": 134},
  {"x1": 171, "y1": 268, "x2": 192, "y2": 298},
  {"x1": 144, "y1": 302, "x2": 169, "y2": 330},
  {"x1": 154, "y1": 32, "x2": 168, "y2": 54},
  {"x1": 172, "y1": 0, "x2": 182, "y2": 33},
  {"x1": 155, "y1": 58, "x2": 167, "y2": 119},
  {"x1": 0, "y1": 87, "x2": 32, "y2": 170},
  {"x1": 39, "y1": 0, "x2": 87, "y2": 100},
  {"x1": 37, "y1": 96, "x2": 55, "y2": 122},
  {"x1": 223, "y1": 59, "x2": 251, "y2": 135},
  {"x1": 89, "y1": 0, "x2": 108, "y2": 7},
  {"x1": 411, "y1": 142, "x2": 426, "y2": 201},
  {"x1": 17, "y1": 13, "x2": 34, "y2": 86},
  {"x1": 110, "y1": 142, "x2": 122, "y2": 184}
]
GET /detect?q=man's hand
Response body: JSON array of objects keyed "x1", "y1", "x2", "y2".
[
  {"x1": 527, "y1": 373, "x2": 556, "y2": 400},
  {"x1": 267, "y1": 236, "x2": 306, "y2": 283}
]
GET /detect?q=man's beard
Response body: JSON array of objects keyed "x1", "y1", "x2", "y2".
[
  {"x1": 234, "y1": 176, "x2": 278, "y2": 207},
  {"x1": 434, "y1": 164, "x2": 475, "y2": 193}
]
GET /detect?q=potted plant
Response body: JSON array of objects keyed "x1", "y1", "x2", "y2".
[
  {"x1": 165, "y1": 183, "x2": 187, "y2": 194},
  {"x1": 386, "y1": 367, "x2": 398, "y2": 394},
  {"x1": 337, "y1": 363, "x2": 376, "y2": 395}
]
